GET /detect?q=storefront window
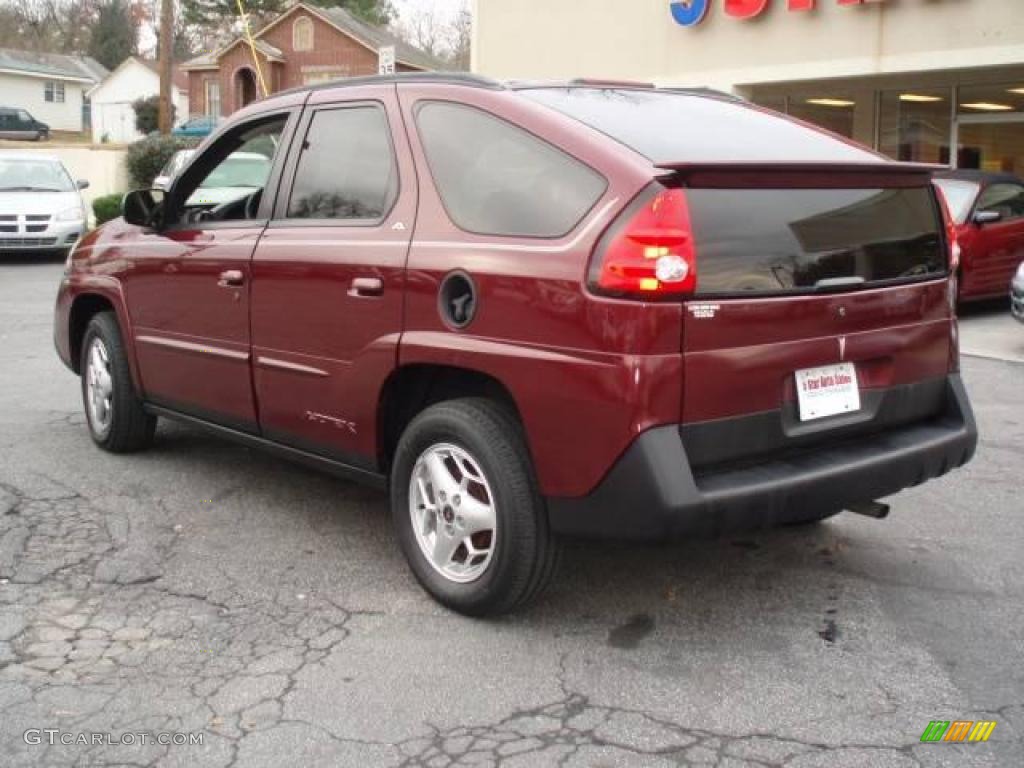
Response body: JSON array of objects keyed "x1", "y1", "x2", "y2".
[
  {"x1": 751, "y1": 94, "x2": 787, "y2": 116},
  {"x1": 787, "y1": 96, "x2": 856, "y2": 139},
  {"x1": 878, "y1": 88, "x2": 951, "y2": 164},
  {"x1": 956, "y1": 83, "x2": 1024, "y2": 173}
]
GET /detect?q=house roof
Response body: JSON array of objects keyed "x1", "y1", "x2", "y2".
[
  {"x1": 87, "y1": 57, "x2": 188, "y2": 98},
  {"x1": 219, "y1": 38, "x2": 286, "y2": 63},
  {"x1": 134, "y1": 57, "x2": 190, "y2": 92},
  {"x1": 313, "y1": 5, "x2": 446, "y2": 71},
  {"x1": 181, "y1": 51, "x2": 218, "y2": 71},
  {"x1": 0, "y1": 47, "x2": 107, "y2": 82},
  {"x1": 181, "y1": 1, "x2": 445, "y2": 73},
  {"x1": 182, "y1": 38, "x2": 286, "y2": 71}
]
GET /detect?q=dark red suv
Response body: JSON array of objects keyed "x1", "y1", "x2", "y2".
[{"x1": 54, "y1": 75, "x2": 977, "y2": 615}]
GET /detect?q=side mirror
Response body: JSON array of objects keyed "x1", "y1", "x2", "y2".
[
  {"x1": 973, "y1": 210, "x2": 1002, "y2": 226},
  {"x1": 76, "y1": 179, "x2": 89, "y2": 190},
  {"x1": 122, "y1": 189, "x2": 165, "y2": 229}
]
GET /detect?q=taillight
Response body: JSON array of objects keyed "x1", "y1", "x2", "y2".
[{"x1": 590, "y1": 186, "x2": 697, "y2": 299}]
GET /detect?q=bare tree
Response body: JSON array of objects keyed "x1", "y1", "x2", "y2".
[
  {"x1": 393, "y1": 0, "x2": 471, "y2": 70},
  {"x1": 0, "y1": 0, "x2": 95, "y2": 52},
  {"x1": 447, "y1": 4, "x2": 471, "y2": 71},
  {"x1": 394, "y1": 5, "x2": 445, "y2": 59}
]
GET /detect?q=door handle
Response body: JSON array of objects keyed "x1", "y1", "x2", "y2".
[
  {"x1": 348, "y1": 277, "x2": 384, "y2": 298},
  {"x1": 218, "y1": 269, "x2": 245, "y2": 288}
]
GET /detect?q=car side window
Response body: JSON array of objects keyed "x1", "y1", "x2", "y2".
[
  {"x1": 172, "y1": 115, "x2": 286, "y2": 222},
  {"x1": 285, "y1": 105, "x2": 398, "y2": 222},
  {"x1": 977, "y1": 183, "x2": 1024, "y2": 221},
  {"x1": 415, "y1": 101, "x2": 607, "y2": 238}
]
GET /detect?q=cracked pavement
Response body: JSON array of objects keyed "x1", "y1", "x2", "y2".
[{"x1": 1, "y1": 258, "x2": 1021, "y2": 767}]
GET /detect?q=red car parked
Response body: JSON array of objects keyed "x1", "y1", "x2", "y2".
[
  {"x1": 54, "y1": 75, "x2": 977, "y2": 615},
  {"x1": 934, "y1": 170, "x2": 1024, "y2": 302}
]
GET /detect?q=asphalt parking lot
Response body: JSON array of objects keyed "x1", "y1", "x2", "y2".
[{"x1": 0, "y1": 255, "x2": 1020, "y2": 767}]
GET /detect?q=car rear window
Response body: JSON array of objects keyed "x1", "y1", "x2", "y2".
[
  {"x1": 415, "y1": 101, "x2": 607, "y2": 238},
  {"x1": 686, "y1": 186, "x2": 946, "y2": 296},
  {"x1": 518, "y1": 88, "x2": 881, "y2": 165}
]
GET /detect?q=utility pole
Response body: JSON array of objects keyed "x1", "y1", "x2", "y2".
[{"x1": 158, "y1": 0, "x2": 174, "y2": 133}]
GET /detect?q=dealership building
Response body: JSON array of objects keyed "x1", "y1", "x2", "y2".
[{"x1": 473, "y1": 0, "x2": 1024, "y2": 173}]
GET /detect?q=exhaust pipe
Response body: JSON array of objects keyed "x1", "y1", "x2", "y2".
[{"x1": 846, "y1": 501, "x2": 890, "y2": 519}]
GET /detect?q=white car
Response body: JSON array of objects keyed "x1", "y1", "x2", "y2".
[
  {"x1": 153, "y1": 149, "x2": 271, "y2": 209},
  {"x1": 153, "y1": 149, "x2": 195, "y2": 191},
  {"x1": 0, "y1": 152, "x2": 88, "y2": 255}
]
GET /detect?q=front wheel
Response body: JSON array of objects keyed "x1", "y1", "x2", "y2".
[
  {"x1": 390, "y1": 398, "x2": 559, "y2": 616},
  {"x1": 80, "y1": 312, "x2": 156, "y2": 452}
]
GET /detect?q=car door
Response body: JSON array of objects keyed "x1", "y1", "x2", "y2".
[
  {"x1": 250, "y1": 84, "x2": 414, "y2": 467},
  {"x1": 14, "y1": 110, "x2": 36, "y2": 139},
  {"x1": 969, "y1": 181, "x2": 1024, "y2": 296},
  {"x1": 0, "y1": 110, "x2": 12, "y2": 139},
  {"x1": 122, "y1": 108, "x2": 298, "y2": 432}
]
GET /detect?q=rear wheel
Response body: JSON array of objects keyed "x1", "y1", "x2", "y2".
[
  {"x1": 80, "y1": 312, "x2": 156, "y2": 452},
  {"x1": 390, "y1": 398, "x2": 559, "y2": 616}
]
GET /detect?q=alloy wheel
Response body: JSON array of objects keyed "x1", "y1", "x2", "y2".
[
  {"x1": 85, "y1": 337, "x2": 114, "y2": 438},
  {"x1": 409, "y1": 442, "x2": 497, "y2": 583}
]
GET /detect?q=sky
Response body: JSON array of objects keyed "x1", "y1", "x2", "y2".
[
  {"x1": 137, "y1": 0, "x2": 466, "y2": 54},
  {"x1": 394, "y1": 0, "x2": 467, "y2": 25}
]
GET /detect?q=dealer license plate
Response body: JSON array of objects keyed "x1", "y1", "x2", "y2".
[{"x1": 795, "y1": 363, "x2": 860, "y2": 421}]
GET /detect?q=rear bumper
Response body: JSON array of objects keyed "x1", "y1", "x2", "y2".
[{"x1": 546, "y1": 374, "x2": 977, "y2": 540}]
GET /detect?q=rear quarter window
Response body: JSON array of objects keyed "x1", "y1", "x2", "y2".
[
  {"x1": 519, "y1": 88, "x2": 881, "y2": 165},
  {"x1": 415, "y1": 101, "x2": 607, "y2": 238}
]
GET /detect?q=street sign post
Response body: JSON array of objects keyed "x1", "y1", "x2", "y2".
[{"x1": 378, "y1": 46, "x2": 396, "y2": 75}]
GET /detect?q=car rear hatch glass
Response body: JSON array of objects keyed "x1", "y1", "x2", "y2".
[{"x1": 683, "y1": 180, "x2": 945, "y2": 296}]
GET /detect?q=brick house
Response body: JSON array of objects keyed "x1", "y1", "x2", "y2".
[{"x1": 182, "y1": 1, "x2": 444, "y2": 118}]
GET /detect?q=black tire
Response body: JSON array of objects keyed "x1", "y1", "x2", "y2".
[
  {"x1": 390, "y1": 398, "x2": 560, "y2": 617},
  {"x1": 80, "y1": 312, "x2": 156, "y2": 453}
]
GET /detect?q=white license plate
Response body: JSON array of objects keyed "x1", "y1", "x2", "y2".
[{"x1": 795, "y1": 363, "x2": 861, "y2": 421}]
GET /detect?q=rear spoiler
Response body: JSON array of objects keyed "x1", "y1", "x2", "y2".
[{"x1": 654, "y1": 161, "x2": 946, "y2": 189}]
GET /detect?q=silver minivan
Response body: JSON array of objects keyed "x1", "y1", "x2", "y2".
[{"x1": 0, "y1": 153, "x2": 88, "y2": 255}]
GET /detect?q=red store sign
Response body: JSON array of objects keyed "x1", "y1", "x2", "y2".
[{"x1": 671, "y1": 0, "x2": 887, "y2": 27}]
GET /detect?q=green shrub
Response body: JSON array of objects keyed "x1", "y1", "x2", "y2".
[
  {"x1": 132, "y1": 95, "x2": 175, "y2": 135},
  {"x1": 125, "y1": 134, "x2": 198, "y2": 189},
  {"x1": 92, "y1": 193, "x2": 123, "y2": 225}
]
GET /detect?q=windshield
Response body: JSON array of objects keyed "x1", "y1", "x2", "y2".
[
  {"x1": 200, "y1": 154, "x2": 271, "y2": 189},
  {"x1": 0, "y1": 158, "x2": 74, "y2": 192},
  {"x1": 934, "y1": 179, "x2": 980, "y2": 224},
  {"x1": 519, "y1": 87, "x2": 881, "y2": 164}
]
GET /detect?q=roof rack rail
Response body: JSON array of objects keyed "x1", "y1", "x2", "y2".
[
  {"x1": 273, "y1": 71, "x2": 505, "y2": 99},
  {"x1": 660, "y1": 86, "x2": 745, "y2": 101},
  {"x1": 568, "y1": 78, "x2": 656, "y2": 89}
]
